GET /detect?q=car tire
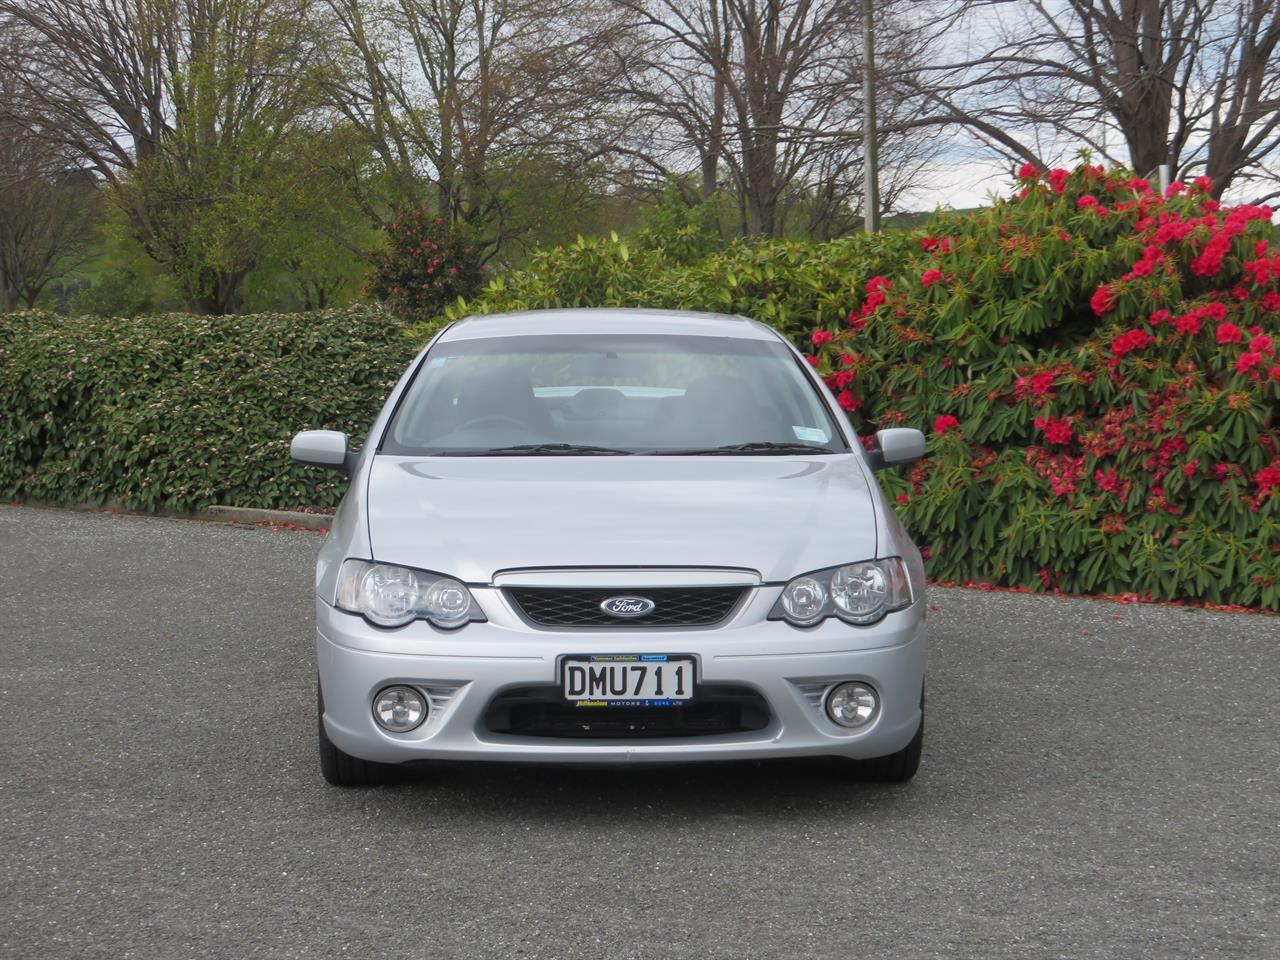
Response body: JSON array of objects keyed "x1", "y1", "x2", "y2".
[
  {"x1": 833, "y1": 686, "x2": 924, "y2": 783},
  {"x1": 849, "y1": 718, "x2": 923, "y2": 782},
  {"x1": 317, "y1": 680, "x2": 402, "y2": 787}
]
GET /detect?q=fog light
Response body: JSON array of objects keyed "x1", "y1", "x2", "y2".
[
  {"x1": 825, "y1": 681, "x2": 878, "y2": 728},
  {"x1": 373, "y1": 685, "x2": 428, "y2": 732}
]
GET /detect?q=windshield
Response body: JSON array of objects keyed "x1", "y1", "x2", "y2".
[{"x1": 381, "y1": 333, "x2": 847, "y2": 456}]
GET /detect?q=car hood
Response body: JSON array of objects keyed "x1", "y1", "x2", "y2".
[{"x1": 365, "y1": 455, "x2": 879, "y2": 583}]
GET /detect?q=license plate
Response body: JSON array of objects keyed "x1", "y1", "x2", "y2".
[{"x1": 561, "y1": 655, "x2": 695, "y2": 707}]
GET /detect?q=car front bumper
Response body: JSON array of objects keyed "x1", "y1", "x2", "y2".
[{"x1": 316, "y1": 586, "x2": 926, "y2": 765}]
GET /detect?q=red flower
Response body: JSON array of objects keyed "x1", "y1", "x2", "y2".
[
  {"x1": 1173, "y1": 313, "x2": 1203, "y2": 336},
  {"x1": 1193, "y1": 175, "x2": 1214, "y2": 193},
  {"x1": 1090, "y1": 285, "x2": 1116, "y2": 316},
  {"x1": 920, "y1": 236, "x2": 939, "y2": 251},
  {"x1": 1249, "y1": 334, "x2": 1274, "y2": 356},
  {"x1": 811, "y1": 329, "x2": 833, "y2": 346},
  {"x1": 1237, "y1": 352, "x2": 1262, "y2": 375},
  {"x1": 1149, "y1": 309, "x2": 1170, "y2": 326},
  {"x1": 1047, "y1": 169, "x2": 1069, "y2": 194},
  {"x1": 1094, "y1": 468, "x2": 1132, "y2": 498},
  {"x1": 1029, "y1": 370, "x2": 1056, "y2": 396},
  {"x1": 832, "y1": 369, "x2": 855, "y2": 388},
  {"x1": 1017, "y1": 163, "x2": 1040, "y2": 180},
  {"x1": 921, "y1": 268, "x2": 944, "y2": 288},
  {"x1": 1190, "y1": 231, "x2": 1233, "y2": 277},
  {"x1": 1111, "y1": 329, "x2": 1155, "y2": 357},
  {"x1": 933, "y1": 414, "x2": 961, "y2": 435},
  {"x1": 1263, "y1": 292, "x2": 1280, "y2": 312},
  {"x1": 1216, "y1": 322, "x2": 1242, "y2": 344},
  {"x1": 837, "y1": 390, "x2": 861, "y2": 411},
  {"x1": 1256, "y1": 465, "x2": 1280, "y2": 497},
  {"x1": 1034, "y1": 415, "x2": 1074, "y2": 445},
  {"x1": 1100, "y1": 514, "x2": 1126, "y2": 535},
  {"x1": 1077, "y1": 194, "x2": 1099, "y2": 209},
  {"x1": 1243, "y1": 257, "x2": 1277, "y2": 285},
  {"x1": 896, "y1": 492, "x2": 910, "y2": 504}
]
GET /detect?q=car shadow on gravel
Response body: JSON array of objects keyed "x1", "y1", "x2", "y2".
[{"x1": 326, "y1": 758, "x2": 924, "y2": 820}]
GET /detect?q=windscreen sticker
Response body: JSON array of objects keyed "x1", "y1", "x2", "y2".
[{"x1": 792, "y1": 426, "x2": 829, "y2": 443}]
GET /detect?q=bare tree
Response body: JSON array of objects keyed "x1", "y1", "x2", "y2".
[
  {"x1": 607, "y1": 0, "x2": 941, "y2": 237},
  {"x1": 320, "y1": 0, "x2": 625, "y2": 250},
  {"x1": 0, "y1": 30, "x2": 96, "y2": 310},
  {"x1": 907, "y1": 1, "x2": 1280, "y2": 199},
  {"x1": 0, "y1": 141, "x2": 97, "y2": 312},
  {"x1": 1196, "y1": 1, "x2": 1280, "y2": 197}
]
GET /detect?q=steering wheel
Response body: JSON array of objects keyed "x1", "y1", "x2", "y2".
[{"x1": 454, "y1": 414, "x2": 529, "y2": 433}]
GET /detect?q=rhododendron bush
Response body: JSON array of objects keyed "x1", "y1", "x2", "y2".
[
  {"x1": 364, "y1": 208, "x2": 486, "y2": 321},
  {"x1": 448, "y1": 164, "x2": 1279, "y2": 610},
  {"x1": 805, "y1": 166, "x2": 1280, "y2": 610}
]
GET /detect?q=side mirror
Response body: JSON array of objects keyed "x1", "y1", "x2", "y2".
[
  {"x1": 291, "y1": 430, "x2": 352, "y2": 474},
  {"x1": 867, "y1": 428, "x2": 925, "y2": 471}
]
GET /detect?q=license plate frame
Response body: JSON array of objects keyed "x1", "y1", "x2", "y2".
[{"x1": 560, "y1": 654, "x2": 697, "y2": 708}]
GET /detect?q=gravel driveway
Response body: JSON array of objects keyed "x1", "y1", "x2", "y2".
[{"x1": 1, "y1": 504, "x2": 1276, "y2": 959}]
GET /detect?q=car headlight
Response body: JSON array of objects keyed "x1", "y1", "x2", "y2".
[
  {"x1": 335, "y1": 559, "x2": 484, "y2": 629},
  {"x1": 769, "y1": 558, "x2": 914, "y2": 627}
]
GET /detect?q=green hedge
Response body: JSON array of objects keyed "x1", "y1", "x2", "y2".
[
  {"x1": 419, "y1": 227, "x2": 918, "y2": 345},
  {"x1": 0, "y1": 306, "x2": 417, "y2": 511}
]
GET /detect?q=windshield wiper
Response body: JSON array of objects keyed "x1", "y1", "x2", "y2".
[
  {"x1": 468, "y1": 443, "x2": 634, "y2": 456},
  {"x1": 654, "y1": 441, "x2": 837, "y2": 456}
]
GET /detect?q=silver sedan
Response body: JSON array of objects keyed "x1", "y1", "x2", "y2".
[{"x1": 292, "y1": 309, "x2": 928, "y2": 785}]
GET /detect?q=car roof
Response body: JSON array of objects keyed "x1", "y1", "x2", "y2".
[{"x1": 436, "y1": 307, "x2": 782, "y2": 343}]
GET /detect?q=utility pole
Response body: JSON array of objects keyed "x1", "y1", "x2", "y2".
[{"x1": 862, "y1": 0, "x2": 880, "y2": 233}]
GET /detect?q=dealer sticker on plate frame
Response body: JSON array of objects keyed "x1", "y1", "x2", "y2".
[{"x1": 561, "y1": 654, "x2": 695, "y2": 708}]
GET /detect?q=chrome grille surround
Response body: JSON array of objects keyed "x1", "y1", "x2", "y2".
[{"x1": 505, "y1": 585, "x2": 747, "y2": 628}]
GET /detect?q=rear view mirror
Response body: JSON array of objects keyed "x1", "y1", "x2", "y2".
[
  {"x1": 867, "y1": 428, "x2": 925, "y2": 470},
  {"x1": 291, "y1": 430, "x2": 352, "y2": 474}
]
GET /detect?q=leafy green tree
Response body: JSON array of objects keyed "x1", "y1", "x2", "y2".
[
  {"x1": 224, "y1": 128, "x2": 377, "y2": 313},
  {"x1": 67, "y1": 204, "x2": 185, "y2": 317},
  {"x1": 4, "y1": 0, "x2": 330, "y2": 314}
]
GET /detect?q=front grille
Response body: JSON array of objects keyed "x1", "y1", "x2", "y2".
[
  {"x1": 506, "y1": 586, "x2": 746, "y2": 628},
  {"x1": 484, "y1": 685, "x2": 770, "y2": 739}
]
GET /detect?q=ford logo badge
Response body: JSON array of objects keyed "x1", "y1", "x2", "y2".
[{"x1": 599, "y1": 596, "x2": 656, "y2": 618}]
